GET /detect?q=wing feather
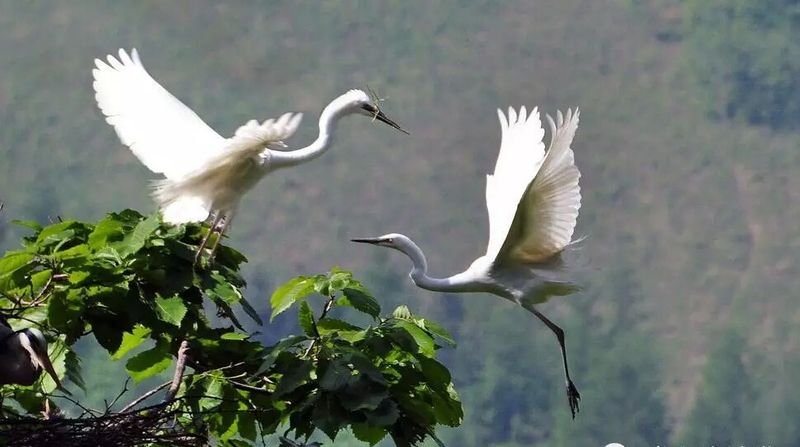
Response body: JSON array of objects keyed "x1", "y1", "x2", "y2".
[
  {"x1": 504, "y1": 108, "x2": 582, "y2": 263},
  {"x1": 93, "y1": 48, "x2": 227, "y2": 179},
  {"x1": 484, "y1": 106, "x2": 547, "y2": 261},
  {"x1": 152, "y1": 113, "x2": 303, "y2": 223}
]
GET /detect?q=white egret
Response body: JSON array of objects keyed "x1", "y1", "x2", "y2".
[
  {"x1": 92, "y1": 49, "x2": 406, "y2": 260},
  {"x1": 0, "y1": 317, "x2": 63, "y2": 390},
  {"x1": 353, "y1": 107, "x2": 583, "y2": 417}
]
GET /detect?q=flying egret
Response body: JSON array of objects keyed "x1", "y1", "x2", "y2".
[
  {"x1": 353, "y1": 107, "x2": 583, "y2": 417},
  {"x1": 0, "y1": 317, "x2": 64, "y2": 390},
  {"x1": 93, "y1": 49, "x2": 406, "y2": 260}
]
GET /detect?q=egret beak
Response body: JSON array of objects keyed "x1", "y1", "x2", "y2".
[
  {"x1": 32, "y1": 349, "x2": 66, "y2": 393},
  {"x1": 360, "y1": 103, "x2": 409, "y2": 135},
  {"x1": 350, "y1": 237, "x2": 384, "y2": 245},
  {"x1": 20, "y1": 331, "x2": 69, "y2": 394},
  {"x1": 373, "y1": 110, "x2": 409, "y2": 135}
]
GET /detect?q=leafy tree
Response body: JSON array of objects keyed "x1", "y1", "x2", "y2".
[
  {"x1": 678, "y1": 324, "x2": 761, "y2": 446},
  {"x1": 550, "y1": 266, "x2": 669, "y2": 446},
  {"x1": 0, "y1": 210, "x2": 462, "y2": 446},
  {"x1": 684, "y1": 0, "x2": 800, "y2": 128}
]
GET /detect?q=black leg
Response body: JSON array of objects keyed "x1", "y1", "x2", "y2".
[{"x1": 525, "y1": 305, "x2": 581, "y2": 418}]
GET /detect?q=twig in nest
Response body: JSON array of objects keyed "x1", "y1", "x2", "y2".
[{"x1": 119, "y1": 381, "x2": 171, "y2": 414}]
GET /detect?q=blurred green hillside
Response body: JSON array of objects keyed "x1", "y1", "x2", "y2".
[{"x1": 0, "y1": 1, "x2": 798, "y2": 445}]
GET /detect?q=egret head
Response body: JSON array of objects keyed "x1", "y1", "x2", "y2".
[
  {"x1": 351, "y1": 233, "x2": 413, "y2": 252},
  {"x1": 18, "y1": 328, "x2": 64, "y2": 391},
  {"x1": 335, "y1": 89, "x2": 408, "y2": 134}
]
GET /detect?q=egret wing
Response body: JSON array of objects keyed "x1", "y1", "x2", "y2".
[
  {"x1": 484, "y1": 106, "x2": 547, "y2": 261},
  {"x1": 501, "y1": 108, "x2": 581, "y2": 263},
  {"x1": 93, "y1": 48, "x2": 227, "y2": 179},
  {"x1": 152, "y1": 113, "x2": 303, "y2": 223}
]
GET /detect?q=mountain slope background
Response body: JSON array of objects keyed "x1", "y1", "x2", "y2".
[{"x1": 0, "y1": 1, "x2": 797, "y2": 445}]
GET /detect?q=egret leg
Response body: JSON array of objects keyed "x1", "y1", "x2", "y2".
[
  {"x1": 526, "y1": 306, "x2": 581, "y2": 418},
  {"x1": 206, "y1": 212, "x2": 233, "y2": 263},
  {"x1": 194, "y1": 214, "x2": 223, "y2": 265}
]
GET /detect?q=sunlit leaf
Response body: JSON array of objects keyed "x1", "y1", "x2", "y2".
[
  {"x1": 421, "y1": 318, "x2": 456, "y2": 347},
  {"x1": 112, "y1": 325, "x2": 152, "y2": 360},
  {"x1": 10, "y1": 219, "x2": 43, "y2": 232},
  {"x1": 155, "y1": 294, "x2": 188, "y2": 327},
  {"x1": 392, "y1": 320, "x2": 435, "y2": 356},
  {"x1": 125, "y1": 343, "x2": 172, "y2": 383},
  {"x1": 270, "y1": 276, "x2": 315, "y2": 321},
  {"x1": 117, "y1": 213, "x2": 159, "y2": 257}
]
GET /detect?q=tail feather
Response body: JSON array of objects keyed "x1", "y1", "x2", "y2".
[{"x1": 152, "y1": 179, "x2": 212, "y2": 224}]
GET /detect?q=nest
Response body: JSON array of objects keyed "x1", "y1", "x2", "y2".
[
  {"x1": 0, "y1": 401, "x2": 204, "y2": 447},
  {"x1": 0, "y1": 341, "x2": 200, "y2": 447}
]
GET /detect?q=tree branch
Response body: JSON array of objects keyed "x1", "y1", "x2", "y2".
[{"x1": 164, "y1": 340, "x2": 189, "y2": 403}]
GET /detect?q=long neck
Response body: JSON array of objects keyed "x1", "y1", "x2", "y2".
[
  {"x1": 267, "y1": 104, "x2": 342, "y2": 168},
  {"x1": 398, "y1": 239, "x2": 473, "y2": 293}
]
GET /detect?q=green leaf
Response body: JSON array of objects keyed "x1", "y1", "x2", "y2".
[
  {"x1": 352, "y1": 423, "x2": 387, "y2": 446},
  {"x1": 0, "y1": 252, "x2": 34, "y2": 292},
  {"x1": 316, "y1": 318, "x2": 362, "y2": 334},
  {"x1": 36, "y1": 221, "x2": 80, "y2": 246},
  {"x1": 53, "y1": 243, "x2": 90, "y2": 260},
  {"x1": 320, "y1": 358, "x2": 353, "y2": 391},
  {"x1": 112, "y1": 326, "x2": 152, "y2": 360},
  {"x1": 431, "y1": 383, "x2": 463, "y2": 427},
  {"x1": 11, "y1": 219, "x2": 43, "y2": 232},
  {"x1": 237, "y1": 411, "x2": 257, "y2": 441},
  {"x1": 88, "y1": 215, "x2": 126, "y2": 249},
  {"x1": 364, "y1": 399, "x2": 399, "y2": 427},
  {"x1": 256, "y1": 335, "x2": 308, "y2": 375},
  {"x1": 206, "y1": 271, "x2": 243, "y2": 306},
  {"x1": 338, "y1": 287, "x2": 380, "y2": 318},
  {"x1": 422, "y1": 318, "x2": 456, "y2": 347},
  {"x1": 155, "y1": 295, "x2": 188, "y2": 327},
  {"x1": 65, "y1": 347, "x2": 86, "y2": 392},
  {"x1": 126, "y1": 343, "x2": 172, "y2": 383},
  {"x1": 328, "y1": 270, "x2": 352, "y2": 293},
  {"x1": 392, "y1": 320, "x2": 435, "y2": 357},
  {"x1": 274, "y1": 360, "x2": 313, "y2": 397},
  {"x1": 220, "y1": 332, "x2": 248, "y2": 341},
  {"x1": 298, "y1": 301, "x2": 316, "y2": 336},
  {"x1": 270, "y1": 276, "x2": 315, "y2": 321},
  {"x1": 40, "y1": 337, "x2": 68, "y2": 394},
  {"x1": 200, "y1": 375, "x2": 224, "y2": 410},
  {"x1": 117, "y1": 213, "x2": 160, "y2": 257},
  {"x1": 418, "y1": 356, "x2": 452, "y2": 392},
  {"x1": 47, "y1": 289, "x2": 84, "y2": 339},
  {"x1": 238, "y1": 295, "x2": 264, "y2": 326}
]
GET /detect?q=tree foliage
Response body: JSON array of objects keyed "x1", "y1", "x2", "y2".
[
  {"x1": 0, "y1": 210, "x2": 461, "y2": 446},
  {"x1": 684, "y1": 0, "x2": 800, "y2": 128}
]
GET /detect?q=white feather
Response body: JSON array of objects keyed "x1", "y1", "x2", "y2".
[
  {"x1": 93, "y1": 49, "x2": 308, "y2": 224},
  {"x1": 505, "y1": 108, "x2": 582, "y2": 262},
  {"x1": 484, "y1": 106, "x2": 547, "y2": 261},
  {"x1": 93, "y1": 48, "x2": 228, "y2": 180},
  {"x1": 152, "y1": 112, "x2": 303, "y2": 224}
]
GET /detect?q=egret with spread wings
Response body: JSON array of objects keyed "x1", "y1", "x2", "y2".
[
  {"x1": 93, "y1": 49, "x2": 406, "y2": 261},
  {"x1": 353, "y1": 106, "x2": 583, "y2": 417}
]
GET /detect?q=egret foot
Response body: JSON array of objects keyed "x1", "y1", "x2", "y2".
[{"x1": 566, "y1": 379, "x2": 581, "y2": 419}]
